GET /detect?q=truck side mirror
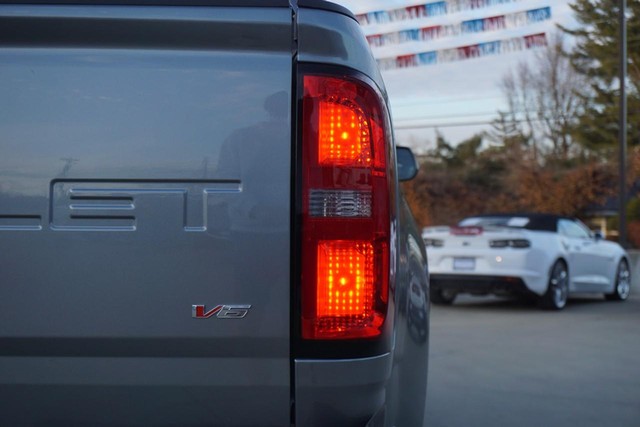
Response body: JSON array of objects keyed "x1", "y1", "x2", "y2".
[{"x1": 397, "y1": 146, "x2": 418, "y2": 181}]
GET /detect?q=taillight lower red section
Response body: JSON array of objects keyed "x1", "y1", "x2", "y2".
[{"x1": 301, "y1": 73, "x2": 390, "y2": 340}]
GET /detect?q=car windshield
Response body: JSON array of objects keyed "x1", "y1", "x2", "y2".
[{"x1": 459, "y1": 216, "x2": 530, "y2": 228}]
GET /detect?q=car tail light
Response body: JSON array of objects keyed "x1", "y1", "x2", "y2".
[
  {"x1": 489, "y1": 239, "x2": 531, "y2": 248},
  {"x1": 423, "y1": 238, "x2": 444, "y2": 247},
  {"x1": 450, "y1": 226, "x2": 483, "y2": 236},
  {"x1": 300, "y1": 73, "x2": 390, "y2": 340}
]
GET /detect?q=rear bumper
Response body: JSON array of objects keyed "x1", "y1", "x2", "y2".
[
  {"x1": 294, "y1": 352, "x2": 391, "y2": 427},
  {"x1": 430, "y1": 274, "x2": 538, "y2": 298},
  {"x1": 427, "y1": 248, "x2": 550, "y2": 295}
]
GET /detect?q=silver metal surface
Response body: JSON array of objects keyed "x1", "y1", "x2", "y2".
[{"x1": 0, "y1": 5, "x2": 293, "y2": 426}]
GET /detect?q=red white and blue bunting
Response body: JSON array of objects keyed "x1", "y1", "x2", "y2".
[
  {"x1": 357, "y1": 0, "x2": 526, "y2": 26},
  {"x1": 367, "y1": 7, "x2": 551, "y2": 47},
  {"x1": 377, "y1": 33, "x2": 547, "y2": 70}
]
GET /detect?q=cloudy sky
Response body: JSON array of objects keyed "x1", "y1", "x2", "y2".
[{"x1": 332, "y1": 0, "x2": 578, "y2": 152}]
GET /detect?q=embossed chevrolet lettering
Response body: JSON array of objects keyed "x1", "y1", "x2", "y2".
[
  {"x1": 192, "y1": 304, "x2": 251, "y2": 319},
  {"x1": 51, "y1": 180, "x2": 241, "y2": 232}
]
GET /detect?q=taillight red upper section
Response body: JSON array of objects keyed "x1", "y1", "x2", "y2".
[
  {"x1": 301, "y1": 74, "x2": 390, "y2": 340},
  {"x1": 450, "y1": 226, "x2": 483, "y2": 236}
]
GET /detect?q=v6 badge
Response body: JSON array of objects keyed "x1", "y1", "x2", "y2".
[{"x1": 192, "y1": 304, "x2": 251, "y2": 319}]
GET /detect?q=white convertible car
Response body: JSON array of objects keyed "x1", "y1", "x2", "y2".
[{"x1": 423, "y1": 214, "x2": 631, "y2": 309}]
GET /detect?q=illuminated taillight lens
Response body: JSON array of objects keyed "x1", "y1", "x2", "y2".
[
  {"x1": 318, "y1": 101, "x2": 372, "y2": 166},
  {"x1": 301, "y1": 74, "x2": 390, "y2": 340}
]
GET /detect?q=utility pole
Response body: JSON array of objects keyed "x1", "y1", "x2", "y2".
[{"x1": 619, "y1": 0, "x2": 628, "y2": 247}]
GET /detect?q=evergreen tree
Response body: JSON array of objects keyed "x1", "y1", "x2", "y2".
[{"x1": 561, "y1": 0, "x2": 640, "y2": 152}]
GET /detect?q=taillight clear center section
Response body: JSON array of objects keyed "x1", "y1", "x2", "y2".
[{"x1": 301, "y1": 74, "x2": 390, "y2": 340}]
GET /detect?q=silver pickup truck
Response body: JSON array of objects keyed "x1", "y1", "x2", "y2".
[{"x1": 0, "y1": 1, "x2": 430, "y2": 426}]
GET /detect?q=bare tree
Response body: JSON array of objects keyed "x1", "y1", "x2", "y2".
[
  {"x1": 493, "y1": 66, "x2": 538, "y2": 162},
  {"x1": 495, "y1": 32, "x2": 587, "y2": 164}
]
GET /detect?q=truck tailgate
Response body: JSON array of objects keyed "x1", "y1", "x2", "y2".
[{"x1": 0, "y1": 5, "x2": 292, "y2": 426}]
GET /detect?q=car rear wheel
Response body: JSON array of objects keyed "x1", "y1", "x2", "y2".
[
  {"x1": 430, "y1": 288, "x2": 456, "y2": 305},
  {"x1": 540, "y1": 261, "x2": 569, "y2": 310},
  {"x1": 605, "y1": 259, "x2": 631, "y2": 301}
]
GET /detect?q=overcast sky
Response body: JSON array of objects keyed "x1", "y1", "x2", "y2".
[{"x1": 332, "y1": 0, "x2": 578, "y2": 152}]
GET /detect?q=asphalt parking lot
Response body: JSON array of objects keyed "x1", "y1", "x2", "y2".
[{"x1": 424, "y1": 288, "x2": 640, "y2": 426}]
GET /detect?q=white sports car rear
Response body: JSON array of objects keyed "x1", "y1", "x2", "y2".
[{"x1": 423, "y1": 214, "x2": 630, "y2": 309}]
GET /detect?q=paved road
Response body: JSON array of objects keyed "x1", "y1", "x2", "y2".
[{"x1": 424, "y1": 291, "x2": 640, "y2": 427}]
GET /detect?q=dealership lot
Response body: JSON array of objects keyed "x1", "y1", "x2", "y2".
[{"x1": 425, "y1": 285, "x2": 640, "y2": 426}]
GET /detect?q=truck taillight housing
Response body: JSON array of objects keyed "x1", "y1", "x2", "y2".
[{"x1": 300, "y1": 73, "x2": 390, "y2": 340}]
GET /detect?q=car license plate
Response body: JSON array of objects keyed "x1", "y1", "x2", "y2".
[{"x1": 453, "y1": 257, "x2": 475, "y2": 271}]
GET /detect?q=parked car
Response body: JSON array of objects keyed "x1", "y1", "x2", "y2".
[
  {"x1": 0, "y1": 1, "x2": 429, "y2": 426},
  {"x1": 424, "y1": 213, "x2": 630, "y2": 309}
]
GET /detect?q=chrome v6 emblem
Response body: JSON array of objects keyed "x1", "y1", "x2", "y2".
[{"x1": 192, "y1": 304, "x2": 251, "y2": 319}]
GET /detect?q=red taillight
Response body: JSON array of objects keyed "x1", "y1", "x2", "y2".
[
  {"x1": 318, "y1": 100, "x2": 371, "y2": 166},
  {"x1": 450, "y1": 226, "x2": 483, "y2": 236},
  {"x1": 301, "y1": 74, "x2": 390, "y2": 340}
]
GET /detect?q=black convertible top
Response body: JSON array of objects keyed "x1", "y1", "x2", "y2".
[{"x1": 459, "y1": 213, "x2": 572, "y2": 232}]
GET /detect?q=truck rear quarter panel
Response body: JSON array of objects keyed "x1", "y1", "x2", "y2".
[{"x1": 295, "y1": 8, "x2": 429, "y2": 427}]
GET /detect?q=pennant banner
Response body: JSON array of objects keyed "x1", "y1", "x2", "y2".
[
  {"x1": 366, "y1": 7, "x2": 551, "y2": 47},
  {"x1": 357, "y1": 0, "x2": 526, "y2": 26},
  {"x1": 377, "y1": 33, "x2": 547, "y2": 70}
]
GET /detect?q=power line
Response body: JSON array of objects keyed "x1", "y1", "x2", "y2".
[
  {"x1": 394, "y1": 116, "x2": 571, "y2": 130},
  {"x1": 395, "y1": 106, "x2": 563, "y2": 122},
  {"x1": 396, "y1": 106, "x2": 640, "y2": 127},
  {"x1": 395, "y1": 120, "x2": 496, "y2": 129},
  {"x1": 396, "y1": 110, "x2": 505, "y2": 121},
  {"x1": 397, "y1": 111, "x2": 498, "y2": 121},
  {"x1": 392, "y1": 94, "x2": 504, "y2": 106}
]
